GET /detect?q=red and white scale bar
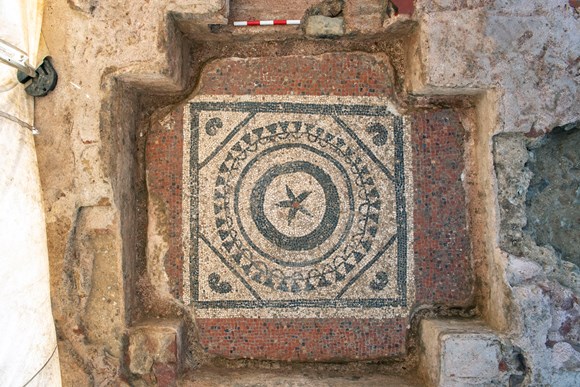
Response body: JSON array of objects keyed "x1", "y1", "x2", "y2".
[{"x1": 233, "y1": 19, "x2": 301, "y2": 26}]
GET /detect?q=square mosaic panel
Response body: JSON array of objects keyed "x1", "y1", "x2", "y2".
[{"x1": 182, "y1": 96, "x2": 414, "y2": 318}]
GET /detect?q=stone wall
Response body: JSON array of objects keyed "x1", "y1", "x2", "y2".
[
  {"x1": 412, "y1": 2, "x2": 580, "y2": 384},
  {"x1": 494, "y1": 131, "x2": 580, "y2": 385}
]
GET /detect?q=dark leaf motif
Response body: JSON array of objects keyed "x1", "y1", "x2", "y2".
[
  {"x1": 205, "y1": 117, "x2": 223, "y2": 136},
  {"x1": 286, "y1": 184, "x2": 296, "y2": 201},
  {"x1": 366, "y1": 122, "x2": 388, "y2": 146},
  {"x1": 208, "y1": 273, "x2": 232, "y2": 294},
  {"x1": 369, "y1": 271, "x2": 389, "y2": 291}
]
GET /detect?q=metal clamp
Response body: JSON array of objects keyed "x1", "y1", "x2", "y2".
[
  {"x1": 0, "y1": 38, "x2": 58, "y2": 97},
  {"x1": 17, "y1": 58, "x2": 58, "y2": 97}
]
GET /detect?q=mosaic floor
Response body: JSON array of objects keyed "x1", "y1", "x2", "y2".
[
  {"x1": 182, "y1": 96, "x2": 414, "y2": 319},
  {"x1": 146, "y1": 53, "x2": 472, "y2": 360}
]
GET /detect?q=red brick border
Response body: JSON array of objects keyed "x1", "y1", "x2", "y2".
[
  {"x1": 148, "y1": 109, "x2": 185, "y2": 298},
  {"x1": 412, "y1": 110, "x2": 472, "y2": 306},
  {"x1": 197, "y1": 317, "x2": 406, "y2": 361}
]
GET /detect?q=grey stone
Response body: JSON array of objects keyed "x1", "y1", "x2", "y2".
[
  {"x1": 305, "y1": 0, "x2": 344, "y2": 17},
  {"x1": 442, "y1": 336, "x2": 500, "y2": 381},
  {"x1": 305, "y1": 15, "x2": 345, "y2": 37},
  {"x1": 493, "y1": 133, "x2": 532, "y2": 257},
  {"x1": 67, "y1": 0, "x2": 98, "y2": 14},
  {"x1": 552, "y1": 342, "x2": 580, "y2": 371},
  {"x1": 506, "y1": 255, "x2": 543, "y2": 286},
  {"x1": 128, "y1": 320, "x2": 183, "y2": 379},
  {"x1": 420, "y1": 319, "x2": 505, "y2": 386}
]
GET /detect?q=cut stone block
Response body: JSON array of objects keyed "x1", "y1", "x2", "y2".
[
  {"x1": 128, "y1": 320, "x2": 183, "y2": 385},
  {"x1": 420, "y1": 319, "x2": 502, "y2": 386},
  {"x1": 305, "y1": 16, "x2": 345, "y2": 37},
  {"x1": 442, "y1": 336, "x2": 500, "y2": 379},
  {"x1": 343, "y1": 0, "x2": 384, "y2": 33},
  {"x1": 344, "y1": 0, "x2": 383, "y2": 15}
]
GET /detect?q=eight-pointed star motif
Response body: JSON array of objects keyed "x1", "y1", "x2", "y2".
[{"x1": 276, "y1": 185, "x2": 313, "y2": 225}]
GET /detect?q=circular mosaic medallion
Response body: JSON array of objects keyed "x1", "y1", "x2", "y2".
[{"x1": 235, "y1": 145, "x2": 354, "y2": 267}]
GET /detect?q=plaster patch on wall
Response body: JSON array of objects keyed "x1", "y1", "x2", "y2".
[
  {"x1": 525, "y1": 124, "x2": 580, "y2": 268},
  {"x1": 146, "y1": 192, "x2": 172, "y2": 297}
]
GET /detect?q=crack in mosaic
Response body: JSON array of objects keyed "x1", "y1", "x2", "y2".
[{"x1": 183, "y1": 97, "x2": 414, "y2": 318}]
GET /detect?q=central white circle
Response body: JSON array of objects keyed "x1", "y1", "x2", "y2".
[{"x1": 262, "y1": 172, "x2": 325, "y2": 238}]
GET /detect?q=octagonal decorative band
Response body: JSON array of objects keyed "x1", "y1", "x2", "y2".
[{"x1": 182, "y1": 96, "x2": 414, "y2": 319}]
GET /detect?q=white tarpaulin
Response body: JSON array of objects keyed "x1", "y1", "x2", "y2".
[{"x1": 0, "y1": 0, "x2": 62, "y2": 385}]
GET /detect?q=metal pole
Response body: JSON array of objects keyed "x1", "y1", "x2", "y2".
[{"x1": 0, "y1": 38, "x2": 37, "y2": 78}]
